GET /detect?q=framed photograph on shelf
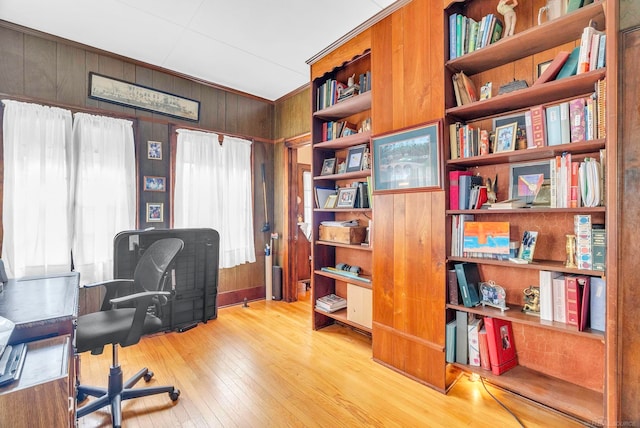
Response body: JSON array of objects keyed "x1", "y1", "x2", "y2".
[
  {"x1": 372, "y1": 120, "x2": 441, "y2": 192},
  {"x1": 537, "y1": 59, "x2": 553, "y2": 78},
  {"x1": 146, "y1": 202, "x2": 164, "y2": 223},
  {"x1": 336, "y1": 187, "x2": 358, "y2": 209},
  {"x1": 494, "y1": 122, "x2": 517, "y2": 153},
  {"x1": 518, "y1": 230, "x2": 539, "y2": 262},
  {"x1": 144, "y1": 176, "x2": 166, "y2": 192},
  {"x1": 323, "y1": 194, "x2": 338, "y2": 209},
  {"x1": 321, "y1": 158, "x2": 336, "y2": 175},
  {"x1": 493, "y1": 113, "x2": 527, "y2": 151},
  {"x1": 509, "y1": 161, "x2": 551, "y2": 205},
  {"x1": 345, "y1": 145, "x2": 367, "y2": 173},
  {"x1": 147, "y1": 141, "x2": 162, "y2": 160}
]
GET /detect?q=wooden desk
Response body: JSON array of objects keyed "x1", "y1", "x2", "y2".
[{"x1": 0, "y1": 272, "x2": 79, "y2": 427}]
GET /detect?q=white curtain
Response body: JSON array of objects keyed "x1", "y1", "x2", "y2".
[
  {"x1": 1, "y1": 100, "x2": 73, "y2": 278},
  {"x1": 70, "y1": 113, "x2": 136, "y2": 284},
  {"x1": 174, "y1": 129, "x2": 255, "y2": 268}
]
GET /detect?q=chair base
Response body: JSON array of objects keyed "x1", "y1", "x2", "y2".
[{"x1": 77, "y1": 364, "x2": 179, "y2": 428}]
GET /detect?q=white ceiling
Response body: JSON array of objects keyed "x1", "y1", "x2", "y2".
[{"x1": 0, "y1": 0, "x2": 399, "y2": 101}]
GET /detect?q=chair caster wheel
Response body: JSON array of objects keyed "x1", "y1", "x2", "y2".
[
  {"x1": 169, "y1": 388, "x2": 180, "y2": 401},
  {"x1": 144, "y1": 371, "x2": 154, "y2": 382}
]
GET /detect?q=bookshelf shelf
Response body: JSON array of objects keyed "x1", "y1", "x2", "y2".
[
  {"x1": 446, "y1": 2, "x2": 606, "y2": 75},
  {"x1": 453, "y1": 364, "x2": 603, "y2": 423},
  {"x1": 447, "y1": 206, "x2": 606, "y2": 215},
  {"x1": 447, "y1": 256, "x2": 605, "y2": 277},
  {"x1": 311, "y1": 49, "x2": 373, "y2": 332},
  {"x1": 446, "y1": 303, "x2": 604, "y2": 340}
]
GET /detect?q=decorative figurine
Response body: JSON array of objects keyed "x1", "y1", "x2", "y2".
[
  {"x1": 565, "y1": 234, "x2": 577, "y2": 268},
  {"x1": 497, "y1": 0, "x2": 518, "y2": 37},
  {"x1": 485, "y1": 175, "x2": 497, "y2": 204},
  {"x1": 480, "y1": 280, "x2": 510, "y2": 313},
  {"x1": 522, "y1": 285, "x2": 540, "y2": 315}
]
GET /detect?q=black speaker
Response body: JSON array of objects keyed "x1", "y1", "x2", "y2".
[{"x1": 272, "y1": 265, "x2": 282, "y2": 301}]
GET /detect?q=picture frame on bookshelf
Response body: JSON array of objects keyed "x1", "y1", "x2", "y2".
[
  {"x1": 509, "y1": 161, "x2": 551, "y2": 205},
  {"x1": 323, "y1": 194, "x2": 338, "y2": 209},
  {"x1": 345, "y1": 145, "x2": 367, "y2": 173},
  {"x1": 336, "y1": 187, "x2": 358, "y2": 209},
  {"x1": 518, "y1": 230, "x2": 539, "y2": 262},
  {"x1": 372, "y1": 120, "x2": 441, "y2": 192},
  {"x1": 494, "y1": 122, "x2": 518, "y2": 153},
  {"x1": 321, "y1": 158, "x2": 337, "y2": 175},
  {"x1": 493, "y1": 113, "x2": 527, "y2": 151},
  {"x1": 537, "y1": 59, "x2": 553, "y2": 78}
]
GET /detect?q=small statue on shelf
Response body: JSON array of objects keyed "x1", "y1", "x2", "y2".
[
  {"x1": 485, "y1": 175, "x2": 497, "y2": 204},
  {"x1": 522, "y1": 285, "x2": 540, "y2": 315},
  {"x1": 497, "y1": 0, "x2": 518, "y2": 37}
]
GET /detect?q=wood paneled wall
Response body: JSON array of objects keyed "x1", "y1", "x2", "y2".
[
  {"x1": 369, "y1": 0, "x2": 448, "y2": 390},
  {"x1": 0, "y1": 22, "x2": 274, "y2": 302}
]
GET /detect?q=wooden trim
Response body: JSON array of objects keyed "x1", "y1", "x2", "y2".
[{"x1": 217, "y1": 286, "x2": 265, "y2": 307}]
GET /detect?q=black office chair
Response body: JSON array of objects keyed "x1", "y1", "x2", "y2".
[{"x1": 76, "y1": 237, "x2": 184, "y2": 428}]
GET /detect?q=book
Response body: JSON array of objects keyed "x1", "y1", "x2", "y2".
[
  {"x1": 449, "y1": 122, "x2": 461, "y2": 159},
  {"x1": 468, "y1": 317, "x2": 482, "y2": 367},
  {"x1": 449, "y1": 170, "x2": 472, "y2": 210},
  {"x1": 484, "y1": 317, "x2": 518, "y2": 375},
  {"x1": 454, "y1": 262, "x2": 481, "y2": 308},
  {"x1": 315, "y1": 293, "x2": 347, "y2": 312},
  {"x1": 556, "y1": 46, "x2": 580, "y2": 80},
  {"x1": 530, "y1": 105, "x2": 546, "y2": 148},
  {"x1": 565, "y1": 275, "x2": 581, "y2": 327},
  {"x1": 589, "y1": 33, "x2": 601, "y2": 72},
  {"x1": 487, "y1": 198, "x2": 527, "y2": 209},
  {"x1": 578, "y1": 24, "x2": 603, "y2": 74},
  {"x1": 314, "y1": 186, "x2": 337, "y2": 209},
  {"x1": 478, "y1": 327, "x2": 491, "y2": 370},
  {"x1": 539, "y1": 271, "x2": 562, "y2": 321},
  {"x1": 463, "y1": 222, "x2": 510, "y2": 256},
  {"x1": 559, "y1": 101, "x2": 571, "y2": 145},
  {"x1": 545, "y1": 104, "x2": 562, "y2": 146},
  {"x1": 592, "y1": 227, "x2": 606, "y2": 271},
  {"x1": 449, "y1": 13, "x2": 458, "y2": 60},
  {"x1": 455, "y1": 311, "x2": 468, "y2": 364},
  {"x1": 566, "y1": 0, "x2": 584, "y2": 13},
  {"x1": 524, "y1": 111, "x2": 535, "y2": 148},
  {"x1": 569, "y1": 97, "x2": 586, "y2": 142},
  {"x1": 552, "y1": 275, "x2": 567, "y2": 323},
  {"x1": 533, "y1": 51, "x2": 570, "y2": 86},
  {"x1": 451, "y1": 214, "x2": 475, "y2": 257},
  {"x1": 590, "y1": 277, "x2": 606, "y2": 332},
  {"x1": 447, "y1": 269, "x2": 460, "y2": 305},
  {"x1": 459, "y1": 175, "x2": 483, "y2": 210},
  {"x1": 446, "y1": 320, "x2": 457, "y2": 363},
  {"x1": 577, "y1": 275, "x2": 591, "y2": 331},
  {"x1": 596, "y1": 34, "x2": 606, "y2": 69},
  {"x1": 490, "y1": 19, "x2": 503, "y2": 44}
]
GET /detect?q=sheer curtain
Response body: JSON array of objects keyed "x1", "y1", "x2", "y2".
[
  {"x1": 174, "y1": 129, "x2": 255, "y2": 268},
  {"x1": 1, "y1": 100, "x2": 73, "y2": 278},
  {"x1": 70, "y1": 113, "x2": 136, "y2": 284}
]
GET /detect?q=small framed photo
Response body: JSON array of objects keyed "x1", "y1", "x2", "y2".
[
  {"x1": 148, "y1": 141, "x2": 162, "y2": 160},
  {"x1": 321, "y1": 158, "x2": 336, "y2": 175},
  {"x1": 146, "y1": 202, "x2": 164, "y2": 222},
  {"x1": 518, "y1": 230, "x2": 539, "y2": 262},
  {"x1": 494, "y1": 122, "x2": 517, "y2": 153},
  {"x1": 509, "y1": 161, "x2": 551, "y2": 205},
  {"x1": 346, "y1": 145, "x2": 367, "y2": 173},
  {"x1": 537, "y1": 59, "x2": 553, "y2": 78},
  {"x1": 336, "y1": 187, "x2": 358, "y2": 209},
  {"x1": 323, "y1": 194, "x2": 338, "y2": 209},
  {"x1": 480, "y1": 82, "x2": 492, "y2": 100},
  {"x1": 144, "y1": 176, "x2": 166, "y2": 192}
]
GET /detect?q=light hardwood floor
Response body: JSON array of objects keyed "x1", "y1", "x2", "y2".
[{"x1": 77, "y1": 291, "x2": 585, "y2": 427}]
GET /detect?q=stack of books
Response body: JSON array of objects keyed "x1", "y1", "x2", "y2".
[{"x1": 315, "y1": 294, "x2": 347, "y2": 313}]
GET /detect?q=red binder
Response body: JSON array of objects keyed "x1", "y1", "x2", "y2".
[{"x1": 484, "y1": 317, "x2": 518, "y2": 375}]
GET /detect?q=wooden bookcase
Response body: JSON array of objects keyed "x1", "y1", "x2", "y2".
[
  {"x1": 310, "y1": 51, "x2": 373, "y2": 333},
  {"x1": 443, "y1": 1, "x2": 610, "y2": 423}
]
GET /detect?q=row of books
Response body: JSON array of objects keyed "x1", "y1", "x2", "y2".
[
  {"x1": 321, "y1": 120, "x2": 358, "y2": 141},
  {"x1": 451, "y1": 71, "x2": 478, "y2": 107},
  {"x1": 550, "y1": 151, "x2": 604, "y2": 208},
  {"x1": 538, "y1": 271, "x2": 606, "y2": 332},
  {"x1": 314, "y1": 181, "x2": 371, "y2": 209},
  {"x1": 315, "y1": 293, "x2": 347, "y2": 313},
  {"x1": 446, "y1": 312, "x2": 518, "y2": 376},
  {"x1": 315, "y1": 71, "x2": 371, "y2": 111},
  {"x1": 578, "y1": 23, "x2": 606, "y2": 75},
  {"x1": 448, "y1": 78, "x2": 606, "y2": 160},
  {"x1": 448, "y1": 12, "x2": 503, "y2": 60}
]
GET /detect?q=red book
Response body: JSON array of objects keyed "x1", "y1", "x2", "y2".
[
  {"x1": 484, "y1": 317, "x2": 518, "y2": 375},
  {"x1": 478, "y1": 327, "x2": 491, "y2": 371},
  {"x1": 533, "y1": 51, "x2": 570, "y2": 86},
  {"x1": 530, "y1": 105, "x2": 546, "y2": 148},
  {"x1": 449, "y1": 170, "x2": 472, "y2": 210},
  {"x1": 576, "y1": 275, "x2": 591, "y2": 331},
  {"x1": 570, "y1": 161, "x2": 580, "y2": 208},
  {"x1": 565, "y1": 275, "x2": 581, "y2": 327}
]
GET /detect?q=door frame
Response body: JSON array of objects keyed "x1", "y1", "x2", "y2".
[{"x1": 283, "y1": 133, "x2": 311, "y2": 302}]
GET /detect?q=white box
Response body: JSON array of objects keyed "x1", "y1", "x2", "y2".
[{"x1": 347, "y1": 283, "x2": 372, "y2": 329}]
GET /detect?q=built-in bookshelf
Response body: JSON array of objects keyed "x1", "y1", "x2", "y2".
[
  {"x1": 310, "y1": 51, "x2": 374, "y2": 334},
  {"x1": 443, "y1": 1, "x2": 610, "y2": 423}
]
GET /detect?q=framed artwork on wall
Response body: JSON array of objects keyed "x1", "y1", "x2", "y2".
[
  {"x1": 148, "y1": 141, "x2": 162, "y2": 160},
  {"x1": 146, "y1": 203, "x2": 164, "y2": 222},
  {"x1": 144, "y1": 176, "x2": 166, "y2": 192}
]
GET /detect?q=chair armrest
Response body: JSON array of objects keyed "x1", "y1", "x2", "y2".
[
  {"x1": 81, "y1": 278, "x2": 134, "y2": 289},
  {"x1": 110, "y1": 291, "x2": 171, "y2": 306}
]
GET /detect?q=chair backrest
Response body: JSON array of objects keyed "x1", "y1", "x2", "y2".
[{"x1": 134, "y1": 238, "x2": 184, "y2": 293}]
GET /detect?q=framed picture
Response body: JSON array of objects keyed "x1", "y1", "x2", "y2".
[
  {"x1": 509, "y1": 161, "x2": 551, "y2": 205},
  {"x1": 323, "y1": 194, "x2": 338, "y2": 209},
  {"x1": 146, "y1": 202, "x2": 164, "y2": 222},
  {"x1": 148, "y1": 141, "x2": 162, "y2": 160},
  {"x1": 346, "y1": 145, "x2": 367, "y2": 173},
  {"x1": 321, "y1": 158, "x2": 336, "y2": 175},
  {"x1": 494, "y1": 122, "x2": 517, "y2": 153},
  {"x1": 373, "y1": 120, "x2": 441, "y2": 192},
  {"x1": 493, "y1": 112, "x2": 527, "y2": 151},
  {"x1": 89, "y1": 72, "x2": 200, "y2": 121},
  {"x1": 518, "y1": 230, "x2": 539, "y2": 262},
  {"x1": 336, "y1": 187, "x2": 358, "y2": 209},
  {"x1": 144, "y1": 176, "x2": 166, "y2": 192},
  {"x1": 537, "y1": 59, "x2": 553, "y2": 78}
]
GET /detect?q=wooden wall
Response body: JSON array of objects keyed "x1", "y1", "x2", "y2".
[
  {"x1": 0, "y1": 22, "x2": 274, "y2": 304},
  {"x1": 369, "y1": 0, "x2": 448, "y2": 390}
]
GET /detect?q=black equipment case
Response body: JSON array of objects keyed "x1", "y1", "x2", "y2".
[{"x1": 113, "y1": 228, "x2": 220, "y2": 332}]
